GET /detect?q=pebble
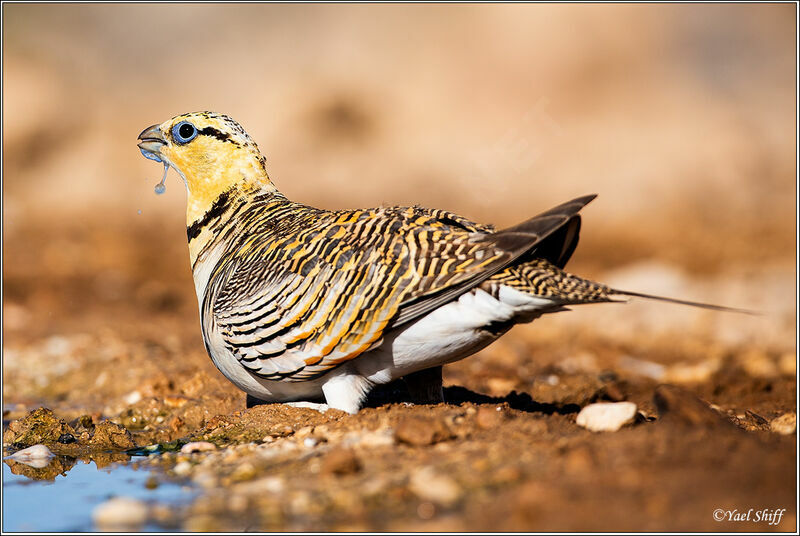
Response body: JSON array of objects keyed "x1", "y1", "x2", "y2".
[
  {"x1": 180, "y1": 441, "x2": 217, "y2": 454},
  {"x1": 395, "y1": 416, "x2": 452, "y2": 446},
  {"x1": 8, "y1": 444, "x2": 54, "y2": 462},
  {"x1": 476, "y1": 406, "x2": 507, "y2": 429},
  {"x1": 173, "y1": 461, "x2": 193, "y2": 476},
  {"x1": 576, "y1": 402, "x2": 637, "y2": 432},
  {"x1": 123, "y1": 390, "x2": 142, "y2": 405},
  {"x1": 230, "y1": 462, "x2": 257, "y2": 481},
  {"x1": 92, "y1": 497, "x2": 148, "y2": 529},
  {"x1": 408, "y1": 467, "x2": 462, "y2": 506},
  {"x1": 322, "y1": 448, "x2": 362, "y2": 476},
  {"x1": 358, "y1": 429, "x2": 395, "y2": 447},
  {"x1": 191, "y1": 470, "x2": 219, "y2": 489},
  {"x1": 770, "y1": 413, "x2": 796, "y2": 435},
  {"x1": 664, "y1": 360, "x2": 718, "y2": 384}
]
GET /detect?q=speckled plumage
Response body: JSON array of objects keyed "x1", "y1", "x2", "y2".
[{"x1": 137, "y1": 111, "x2": 742, "y2": 413}]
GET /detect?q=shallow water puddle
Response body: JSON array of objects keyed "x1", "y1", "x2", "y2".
[{"x1": 2, "y1": 456, "x2": 196, "y2": 531}]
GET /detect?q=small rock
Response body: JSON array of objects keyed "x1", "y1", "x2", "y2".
[
  {"x1": 163, "y1": 395, "x2": 190, "y2": 408},
  {"x1": 123, "y1": 391, "x2": 142, "y2": 405},
  {"x1": 90, "y1": 421, "x2": 136, "y2": 450},
  {"x1": 180, "y1": 441, "x2": 217, "y2": 454},
  {"x1": 173, "y1": 461, "x2": 192, "y2": 477},
  {"x1": 322, "y1": 448, "x2": 362, "y2": 476},
  {"x1": 395, "y1": 416, "x2": 452, "y2": 446},
  {"x1": 355, "y1": 429, "x2": 395, "y2": 448},
  {"x1": 192, "y1": 471, "x2": 219, "y2": 489},
  {"x1": 4, "y1": 407, "x2": 76, "y2": 446},
  {"x1": 230, "y1": 462, "x2": 257, "y2": 481},
  {"x1": 475, "y1": 406, "x2": 507, "y2": 429},
  {"x1": 303, "y1": 437, "x2": 319, "y2": 448},
  {"x1": 770, "y1": 413, "x2": 796, "y2": 435},
  {"x1": 664, "y1": 360, "x2": 719, "y2": 384},
  {"x1": 408, "y1": 467, "x2": 462, "y2": 506},
  {"x1": 57, "y1": 433, "x2": 76, "y2": 444},
  {"x1": 92, "y1": 497, "x2": 148, "y2": 529},
  {"x1": 576, "y1": 402, "x2": 637, "y2": 432},
  {"x1": 653, "y1": 384, "x2": 731, "y2": 427},
  {"x1": 295, "y1": 426, "x2": 315, "y2": 438},
  {"x1": 8, "y1": 444, "x2": 54, "y2": 462}
]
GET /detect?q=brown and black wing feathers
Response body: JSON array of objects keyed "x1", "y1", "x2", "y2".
[{"x1": 391, "y1": 194, "x2": 597, "y2": 327}]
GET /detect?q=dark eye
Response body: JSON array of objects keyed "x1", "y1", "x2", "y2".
[{"x1": 172, "y1": 121, "x2": 198, "y2": 144}]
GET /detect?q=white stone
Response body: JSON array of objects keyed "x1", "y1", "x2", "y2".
[
  {"x1": 123, "y1": 391, "x2": 142, "y2": 405},
  {"x1": 576, "y1": 402, "x2": 638, "y2": 432},
  {"x1": 408, "y1": 467, "x2": 462, "y2": 506},
  {"x1": 180, "y1": 441, "x2": 217, "y2": 454},
  {"x1": 358, "y1": 429, "x2": 395, "y2": 448},
  {"x1": 770, "y1": 413, "x2": 796, "y2": 435},
  {"x1": 7, "y1": 444, "x2": 54, "y2": 468},
  {"x1": 173, "y1": 461, "x2": 193, "y2": 476},
  {"x1": 92, "y1": 497, "x2": 148, "y2": 529},
  {"x1": 9, "y1": 444, "x2": 54, "y2": 461}
]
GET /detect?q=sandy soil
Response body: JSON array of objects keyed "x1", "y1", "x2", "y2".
[{"x1": 3, "y1": 224, "x2": 796, "y2": 531}]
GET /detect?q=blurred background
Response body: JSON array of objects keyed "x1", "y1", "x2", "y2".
[{"x1": 3, "y1": 3, "x2": 796, "y2": 394}]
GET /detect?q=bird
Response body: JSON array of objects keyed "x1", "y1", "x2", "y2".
[{"x1": 137, "y1": 111, "x2": 748, "y2": 414}]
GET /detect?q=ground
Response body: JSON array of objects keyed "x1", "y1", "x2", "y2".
[{"x1": 2, "y1": 221, "x2": 796, "y2": 531}]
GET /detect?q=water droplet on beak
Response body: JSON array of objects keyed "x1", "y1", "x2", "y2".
[{"x1": 154, "y1": 162, "x2": 168, "y2": 195}]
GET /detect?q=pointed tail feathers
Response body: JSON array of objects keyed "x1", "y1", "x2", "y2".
[{"x1": 610, "y1": 289, "x2": 759, "y2": 315}]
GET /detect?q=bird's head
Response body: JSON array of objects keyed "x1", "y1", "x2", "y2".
[{"x1": 138, "y1": 111, "x2": 275, "y2": 223}]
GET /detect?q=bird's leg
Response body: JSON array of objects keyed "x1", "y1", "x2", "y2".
[
  {"x1": 403, "y1": 366, "x2": 445, "y2": 405},
  {"x1": 246, "y1": 394, "x2": 265, "y2": 408},
  {"x1": 321, "y1": 369, "x2": 374, "y2": 414}
]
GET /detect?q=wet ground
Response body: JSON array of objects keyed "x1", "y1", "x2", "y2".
[{"x1": 2, "y1": 223, "x2": 796, "y2": 532}]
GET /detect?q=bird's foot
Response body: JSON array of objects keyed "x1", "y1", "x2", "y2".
[
  {"x1": 246, "y1": 395, "x2": 330, "y2": 413},
  {"x1": 284, "y1": 401, "x2": 330, "y2": 413}
]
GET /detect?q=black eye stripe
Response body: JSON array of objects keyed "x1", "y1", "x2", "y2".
[{"x1": 198, "y1": 126, "x2": 238, "y2": 145}]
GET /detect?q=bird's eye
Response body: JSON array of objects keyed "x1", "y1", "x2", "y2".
[{"x1": 172, "y1": 121, "x2": 198, "y2": 144}]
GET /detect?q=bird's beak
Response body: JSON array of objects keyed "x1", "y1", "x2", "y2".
[{"x1": 137, "y1": 124, "x2": 166, "y2": 163}]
